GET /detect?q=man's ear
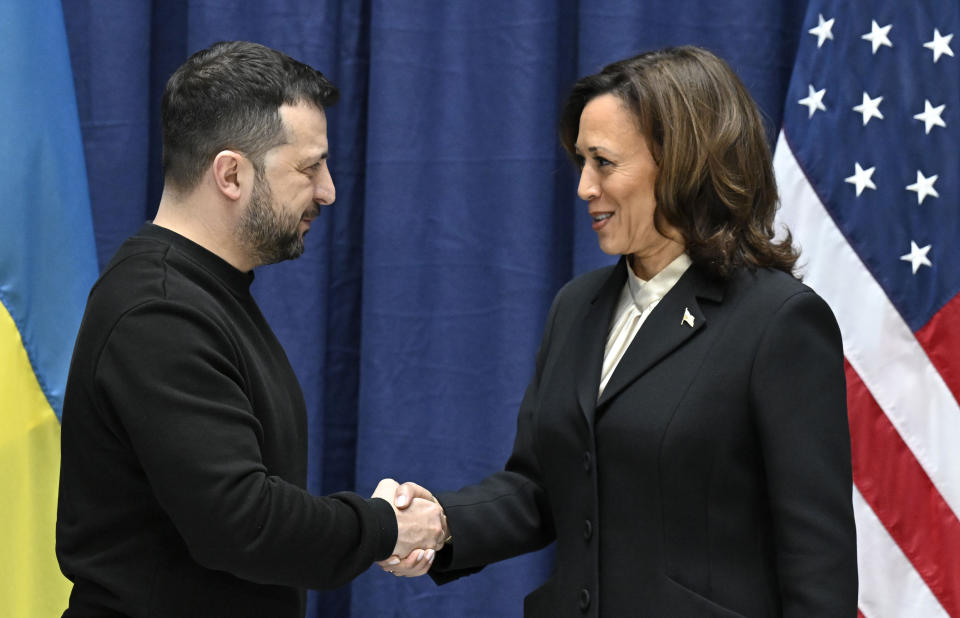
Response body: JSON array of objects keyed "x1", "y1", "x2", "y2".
[{"x1": 211, "y1": 150, "x2": 248, "y2": 201}]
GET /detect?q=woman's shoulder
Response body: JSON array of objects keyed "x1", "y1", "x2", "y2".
[
  {"x1": 555, "y1": 263, "x2": 620, "y2": 304},
  {"x1": 731, "y1": 265, "x2": 811, "y2": 299},
  {"x1": 728, "y1": 266, "x2": 836, "y2": 324}
]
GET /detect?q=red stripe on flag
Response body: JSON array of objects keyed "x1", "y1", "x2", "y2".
[
  {"x1": 916, "y1": 292, "x2": 960, "y2": 408},
  {"x1": 858, "y1": 610, "x2": 866, "y2": 618},
  {"x1": 846, "y1": 359, "x2": 960, "y2": 616}
]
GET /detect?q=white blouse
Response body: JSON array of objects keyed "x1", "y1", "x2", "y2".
[{"x1": 598, "y1": 253, "x2": 693, "y2": 398}]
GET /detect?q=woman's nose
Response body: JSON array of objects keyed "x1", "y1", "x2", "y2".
[{"x1": 577, "y1": 168, "x2": 599, "y2": 202}]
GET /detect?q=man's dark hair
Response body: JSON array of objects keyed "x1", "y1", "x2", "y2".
[
  {"x1": 161, "y1": 41, "x2": 339, "y2": 192},
  {"x1": 559, "y1": 46, "x2": 799, "y2": 280}
]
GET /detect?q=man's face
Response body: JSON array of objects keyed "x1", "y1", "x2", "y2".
[{"x1": 236, "y1": 102, "x2": 335, "y2": 266}]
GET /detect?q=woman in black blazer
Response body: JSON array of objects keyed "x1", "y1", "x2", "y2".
[{"x1": 383, "y1": 46, "x2": 858, "y2": 617}]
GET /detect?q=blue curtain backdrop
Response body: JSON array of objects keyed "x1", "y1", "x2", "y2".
[{"x1": 61, "y1": 1, "x2": 808, "y2": 615}]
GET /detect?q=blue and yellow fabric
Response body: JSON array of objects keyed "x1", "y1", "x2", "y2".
[{"x1": 0, "y1": 1, "x2": 98, "y2": 615}]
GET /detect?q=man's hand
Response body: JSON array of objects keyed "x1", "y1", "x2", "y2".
[
  {"x1": 371, "y1": 479, "x2": 448, "y2": 577},
  {"x1": 392, "y1": 481, "x2": 440, "y2": 510}
]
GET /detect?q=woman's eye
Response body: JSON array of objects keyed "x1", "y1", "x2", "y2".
[{"x1": 596, "y1": 157, "x2": 612, "y2": 167}]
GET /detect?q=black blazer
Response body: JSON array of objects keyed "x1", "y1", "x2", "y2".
[{"x1": 433, "y1": 258, "x2": 858, "y2": 617}]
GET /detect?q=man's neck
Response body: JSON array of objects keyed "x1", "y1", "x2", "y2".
[{"x1": 153, "y1": 190, "x2": 255, "y2": 272}]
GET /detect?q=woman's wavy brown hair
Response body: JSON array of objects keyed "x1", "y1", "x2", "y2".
[{"x1": 560, "y1": 46, "x2": 799, "y2": 279}]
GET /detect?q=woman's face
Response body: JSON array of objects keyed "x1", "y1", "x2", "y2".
[{"x1": 575, "y1": 94, "x2": 682, "y2": 272}]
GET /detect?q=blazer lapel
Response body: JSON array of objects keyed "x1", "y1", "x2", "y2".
[
  {"x1": 596, "y1": 264, "x2": 724, "y2": 410},
  {"x1": 574, "y1": 258, "x2": 629, "y2": 424}
]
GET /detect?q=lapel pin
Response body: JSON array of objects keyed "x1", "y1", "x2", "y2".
[{"x1": 681, "y1": 307, "x2": 695, "y2": 328}]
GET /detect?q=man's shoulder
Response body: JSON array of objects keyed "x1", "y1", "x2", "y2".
[
  {"x1": 90, "y1": 236, "x2": 172, "y2": 311},
  {"x1": 85, "y1": 232, "x2": 226, "y2": 333}
]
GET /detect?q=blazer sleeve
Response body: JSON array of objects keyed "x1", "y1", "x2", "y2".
[
  {"x1": 750, "y1": 289, "x2": 858, "y2": 616},
  {"x1": 429, "y1": 289, "x2": 564, "y2": 583}
]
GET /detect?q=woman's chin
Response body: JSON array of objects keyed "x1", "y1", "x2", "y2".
[{"x1": 595, "y1": 241, "x2": 622, "y2": 256}]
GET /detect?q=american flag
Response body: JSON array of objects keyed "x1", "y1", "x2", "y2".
[{"x1": 773, "y1": 1, "x2": 959, "y2": 616}]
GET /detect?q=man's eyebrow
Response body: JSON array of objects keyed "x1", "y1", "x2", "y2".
[{"x1": 295, "y1": 151, "x2": 329, "y2": 167}]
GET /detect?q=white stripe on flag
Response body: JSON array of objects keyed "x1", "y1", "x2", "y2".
[
  {"x1": 853, "y1": 486, "x2": 948, "y2": 618},
  {"x1": 773, "y1": 131, "x2": 960, "y2": 516}
]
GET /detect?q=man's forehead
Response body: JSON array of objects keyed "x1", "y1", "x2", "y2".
[
  {"x1": 279, "y1": 101, "x2": 327, "y2": 130},
  {"x1": 277, "y1": 102, "x2": 328, "y2": 151}
]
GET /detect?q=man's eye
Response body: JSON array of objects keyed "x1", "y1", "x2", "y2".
[{"x1": 596, "y1": 157, "x2": 612, "y2": 167}]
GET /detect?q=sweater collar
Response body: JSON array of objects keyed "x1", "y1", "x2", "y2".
[{"x1": 137, "y1": 223, "x2": 254, "y2": 295}]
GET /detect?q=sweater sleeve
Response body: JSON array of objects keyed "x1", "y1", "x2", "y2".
[
  {"x1": 95, "y1": 300, "x2": 397, "y2": 590},
  {"x1": 750, "y1": 290, "x2": 858, "y2": 616}
]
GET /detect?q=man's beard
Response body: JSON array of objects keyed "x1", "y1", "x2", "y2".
[{"x1": 236, "y1": 171, "x2": 306, "y2": 266}]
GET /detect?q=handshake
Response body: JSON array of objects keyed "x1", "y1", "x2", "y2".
[{"x1": 371, "y1": 479, "x2": 449, "y2": 578}]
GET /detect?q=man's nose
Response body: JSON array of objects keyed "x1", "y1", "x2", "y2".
[{"x1": 315, "y1": 165, "x2": 335, "y2": 206}]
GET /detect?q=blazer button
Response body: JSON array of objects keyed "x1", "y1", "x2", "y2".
[
  {"x1": 578, "y1": 588, "x2": 591, "y2": 612},
  {"x1": 583, "y1": 451, "x2": 592, "y2": 473},
  {"x1": 583, "y1": 519, "x2": 593, "y2": 541}
]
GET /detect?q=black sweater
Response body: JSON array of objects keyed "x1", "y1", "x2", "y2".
[{"x1": 57, "y1": 224, "x2": 396, "y2": 618}]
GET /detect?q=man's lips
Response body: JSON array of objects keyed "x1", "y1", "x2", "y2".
[
  {"x1": 300, "y1": 210, "x2": 319, "y2": 235},
  {"x1": 301, "y1": 206, "x2": 321, "y2": 223}
]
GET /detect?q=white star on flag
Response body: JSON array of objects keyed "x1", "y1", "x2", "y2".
[
  {"x1": 862, "y1": 20, "x2": 893, "y2": 54},
  {"x1": 798, "y1": 84, "x2": 827, "y2": 118},
  {"x1": 906, "y1": 170, "x2": 939, "y2": 204},
  {"x1": 809, "y1": 14, "x2": 835, "y2": 48},
  {"x1": 852, "y1": 92, "x2": 884, "y2": 125},
  {"x1": 900, "y1": 241, "x2": 932, "y2": 274},
  {"x1": 913, "y1": 99, "x2": 947, "y2": 133},
  {"x1": 923, "y1": 29, "x2": 954, "y2": 63},
  {"x1": 844, "y1": 162, "x2": 877, "y2": 196}
]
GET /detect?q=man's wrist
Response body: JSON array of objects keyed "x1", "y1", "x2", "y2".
[{"x1": 366, "y1": 496, "x2": 399, "y2": 560}]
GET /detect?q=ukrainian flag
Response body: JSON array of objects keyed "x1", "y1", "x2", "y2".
[{"x1": 0, "y1": 1, "x2": 98, "y2": 615}]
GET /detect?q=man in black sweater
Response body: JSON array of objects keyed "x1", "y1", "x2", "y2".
[{"x1": 56, "y1": 41, "x2": 447, "y2": 618}]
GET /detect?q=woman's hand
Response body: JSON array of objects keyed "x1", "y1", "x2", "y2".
[{"x1": 377, "y1": 546, "x2": 436, "y2": 577}]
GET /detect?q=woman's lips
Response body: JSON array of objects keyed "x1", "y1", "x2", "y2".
[{"x1": 591, "y1": 212, "x2": 613, "y2": 231}]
